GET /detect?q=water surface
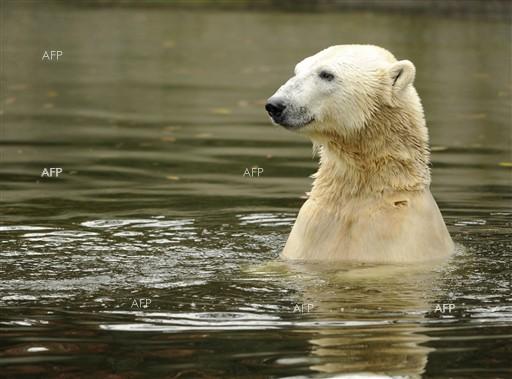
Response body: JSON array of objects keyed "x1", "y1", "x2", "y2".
[{"x1": 1, "y1": 3, "x2": 511, "y2": 378}]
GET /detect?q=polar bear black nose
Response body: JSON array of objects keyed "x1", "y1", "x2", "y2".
[{"x1": 265, "y1": 100, "x2": 286, "y2": 119}]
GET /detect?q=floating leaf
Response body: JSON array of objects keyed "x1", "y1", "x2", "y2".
[
  {"x1": 162, "y1": 40, "x2": 175, "y2": 48},
  {"x1": 8, "y1": 84, "x2": 28, "y2": 91},
  {"x1": 209, "y1": 107, "x2": 231, "y2": 115},
  {"x1": 166, "y1": 175, "x2": 180, "y2": 181},
  {"x1": 498, "y1": 162, "x2": 512, "y2": 167},
  {"x1": 457, "y1": 113, "x2": 486, "y2": 120}
]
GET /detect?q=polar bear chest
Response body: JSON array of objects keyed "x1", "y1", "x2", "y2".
[{"x1": 281, "y1": 190, "x2": 453, "y2": 262}]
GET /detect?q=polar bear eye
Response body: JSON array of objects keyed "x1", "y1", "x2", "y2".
[{"x1": 319, "y1": 71, "x2": 335, "y2": 81}]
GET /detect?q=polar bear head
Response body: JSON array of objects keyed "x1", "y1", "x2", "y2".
[{"x1": 265, "y1": 45, "x2": 420, "y2": 136}]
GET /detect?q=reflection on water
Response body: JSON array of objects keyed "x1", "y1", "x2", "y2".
[{"x1": 1, "y1": 2, "x2": 511, "y2": 378}]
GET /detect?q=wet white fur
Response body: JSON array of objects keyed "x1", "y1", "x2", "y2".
[{"x1": 271, "y1": 45, "x2": 453, "y2": 262}]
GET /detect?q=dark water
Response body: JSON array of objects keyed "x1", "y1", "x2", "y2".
[{"x1": 1, "y1": 2, "x2": 511, "y2": 378}]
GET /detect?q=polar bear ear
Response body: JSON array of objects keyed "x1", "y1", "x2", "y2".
[{"x1": 389, "y1": 60, "x2": 416, "y2": 93}]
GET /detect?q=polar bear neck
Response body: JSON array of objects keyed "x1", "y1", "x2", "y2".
[{"x1": 309, "y1": 103, "x2": 431, "y2": 201}]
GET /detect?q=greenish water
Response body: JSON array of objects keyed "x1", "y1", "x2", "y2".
[{"x1": 1, "y1": 2, "x2": 511, "y2": 378}]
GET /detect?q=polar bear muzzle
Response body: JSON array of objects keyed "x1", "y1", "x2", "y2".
[{"x1": 265, "y1": 97, "x2": 314, "y2": 130}]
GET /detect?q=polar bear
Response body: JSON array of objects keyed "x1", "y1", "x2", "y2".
[{"x1": 265, "y1": 45, "x2": 453, "y2": 262}]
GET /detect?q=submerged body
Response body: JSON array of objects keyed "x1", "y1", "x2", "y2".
[
  {"x1": 265, "y1": 44, "x2": 454, "y2": 262},
  {"x1": 284, "y1": 188, "x2": 452, "y2": 262}
]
